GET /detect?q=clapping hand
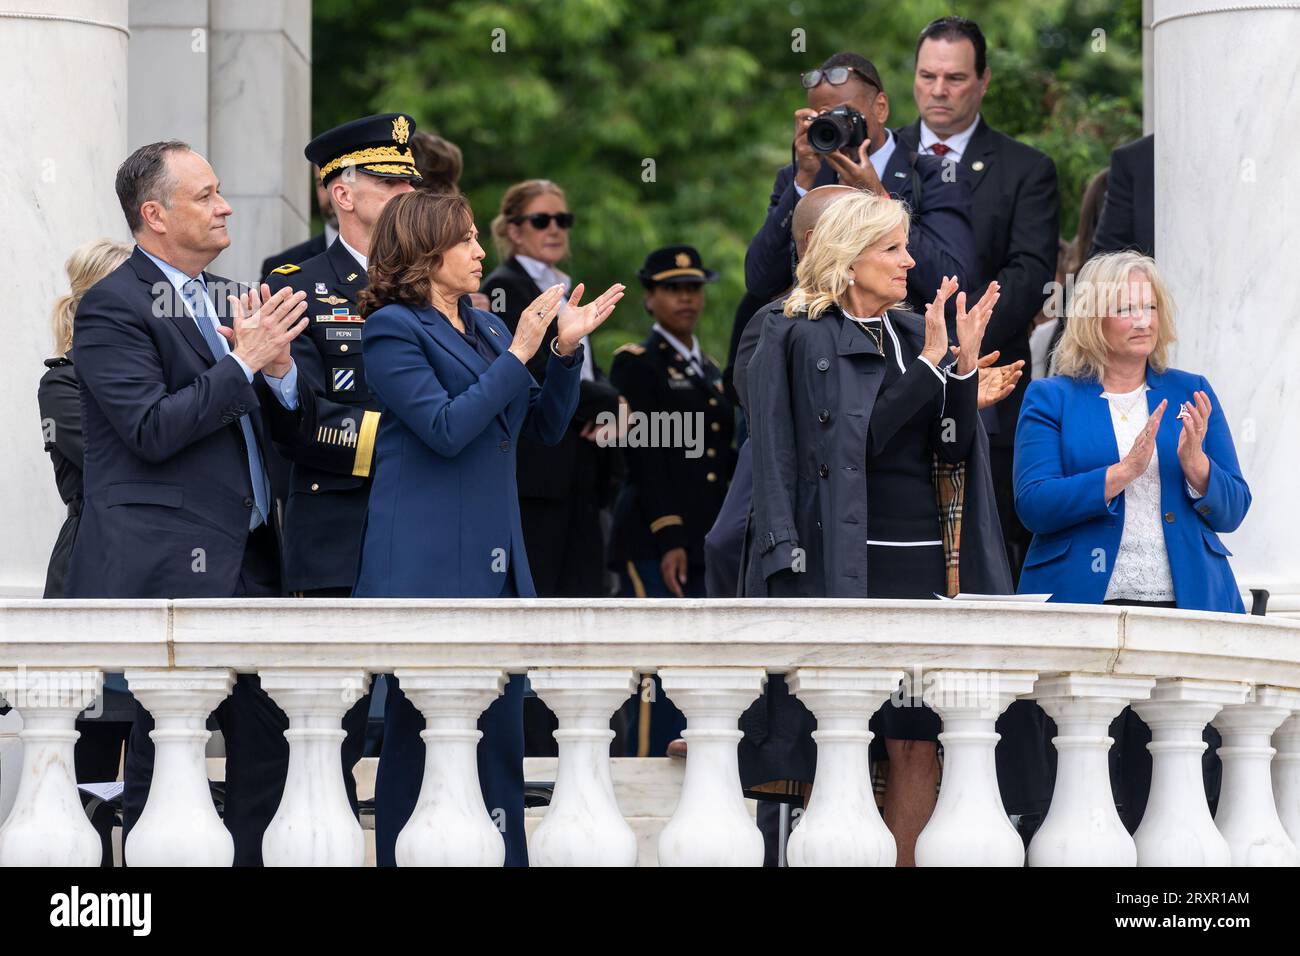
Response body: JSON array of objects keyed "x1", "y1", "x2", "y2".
[
  {"x1": 954, "y1": 281, "x2": 1000, "y2": 375},
  {"x1": 1176, "y1": 390, "x2": 1213, "y2": 495},
  {"x1": 507, "y1": 284, "x2": 566, "y2": 364},
  {"x1": 222, "y1": 283, "x2": 308, "y2": 377},
  {"x1": 555, "y1": 282, "x2": 626, "y2": 354},
  {"x1": 1105, "y1": 400, "x2": 1167, "y2": 501},
  {"x1": 956, "y1": 349, "x2": 1024, "y2": 409},
  {"x1": 920, "y1": 275, "x2": 959, "y2": 365}
]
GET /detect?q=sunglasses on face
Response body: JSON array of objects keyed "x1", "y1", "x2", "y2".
[
  {"x1": 510, "y1": 212, "x2": 575, "y2": 230},
  {"x1": 801, "y1": 66, "x2": 878, "y2": 93}
]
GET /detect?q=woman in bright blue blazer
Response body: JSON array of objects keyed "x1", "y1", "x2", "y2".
[
  {"x1": 1014, "y1": 251, "x2": 1250, "y2": 832},
  {"x1": 353, "y1": 190, "x2": 624, "y2": 866},
  {"x1": 1014, "y1": 252, "x2": 1250, "y2": 613}
]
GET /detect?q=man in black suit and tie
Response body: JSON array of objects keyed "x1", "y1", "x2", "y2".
[
  {"x1": 896, "y1": 16, "x2": 1060, "y2": 583},
  {"x1": 68, "y1": 140, "x2": 314, "y2": 864},
  {"x1": 1091, "y1": 134, "x2": 1155, "y2": 258}
]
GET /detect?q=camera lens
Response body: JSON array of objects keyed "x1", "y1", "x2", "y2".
[{"x1": 808, "y1": 113, "x2": 849, "y2": 154}]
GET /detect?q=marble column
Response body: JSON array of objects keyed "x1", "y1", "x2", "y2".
[
  {"x1": 0, "y1": 1, "x2": 128, "y2": 595},
  {"x1": 1153, "y1": 0, "x2": 1300, "y2": 613},
  {"x1": 127, "y1": 0, "x2": 210, "y2": 153},
  {"x1": 207, "y1": 0, "x2": 312, "y2": 284}
]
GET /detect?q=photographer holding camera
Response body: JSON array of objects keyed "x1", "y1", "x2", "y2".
[{"x1": 743, "y1": 52, "x2": 976, "y2": 308}]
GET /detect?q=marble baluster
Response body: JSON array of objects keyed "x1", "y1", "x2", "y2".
[
  {"x1": 657, "y1": 667, "x2": 766, "y2": 867},
  {"x1": 0, "y1": 704, "x2": 22, "y2": 827},
  {"x1": 528, "y1": 668, "x2": 638, "y2": 867},
  {"x1": 1273, "y1": 712, "x2": 1300, "y2": 847},
  {"x1": 0, "y1": 669, "x2": 103, "y2": 866},
  {"x1": 1028, "y1": 674, "x2": 1155, "y2": 867},
  {"x1": 1132, "y1": 679, "x2": 1245, "y2": 867},
  {"x1": 260, "y1": 669, "x2": 369, "y2": 867},
  {"x1": 915, "y1": 670, "x2": 1040, "y2": 867},
  {"x1": 785, "y1": 668, "x2": 903, "y2": 867},
  {"x1": 123, "y1": 669, "x2": 235, "y2": 867},
  {"x1": 1214, "y1": 686, "x2": 1300, "y2": 866},
  {"x1": 395, "y1": 668, "x2": 507, "y2": 867}
]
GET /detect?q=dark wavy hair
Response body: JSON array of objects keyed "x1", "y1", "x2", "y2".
[{"x1": 357, "y1": 190, "x2": 475, "y2": 318}]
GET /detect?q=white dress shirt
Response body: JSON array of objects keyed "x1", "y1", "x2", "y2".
[
  {"x1": 651, "y1": 322, "x2": 707, "y2": 378},
  {"x1": 918, "y1": 115, "x2": 981, "y2": 164},
  {"x1": 516, "y1": 254, "x2": 594, "y2": 381},
  {"x1": 337, "y1": 233, "x2": 367, "y2": 271}
]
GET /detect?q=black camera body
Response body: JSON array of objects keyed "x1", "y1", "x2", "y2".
[{"x1": 808, "y1": 106, "x2": 869, "y2": 155}]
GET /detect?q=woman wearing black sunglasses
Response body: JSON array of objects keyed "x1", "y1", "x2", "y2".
[{"x1": 482, "y1": 180, "x2": 623, "y2": 603}]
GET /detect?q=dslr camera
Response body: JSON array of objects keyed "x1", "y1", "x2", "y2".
[{"x1": 808, "y1": 106, "x2": 869, "y2": 154}]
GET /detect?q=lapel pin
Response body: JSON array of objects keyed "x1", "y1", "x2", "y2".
[
  {"x1": 314, "y1": 282, "x2": 327, "y2": 294},
  {"x1": 346, "y1": 272, "x2": 359, "y2": 282},
  {"x1": 972, "y1": 160, "x2": 986, "y2": 172}
]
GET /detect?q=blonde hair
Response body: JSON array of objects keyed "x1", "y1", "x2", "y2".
[
  {"x1": 51, "y1": 238, "x2": 132, "y2": 356},
  {"x1": 783, "y1": 191, "x2": 910, "y2": 320},
  {"x1": 490, "y1": 179, "x2": 567, "y2": 260},
  {"x1": 1053, "y1": 251, "x2": 1177, "y2": 381}
]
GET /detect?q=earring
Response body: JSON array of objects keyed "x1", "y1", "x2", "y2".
[{"x1": 848, "y1": 276, "x2": 855, "y2": 286}]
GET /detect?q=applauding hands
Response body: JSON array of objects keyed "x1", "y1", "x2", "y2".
[
  {"x1": 920, "y1": 276, "x2": 1001, "y2": 376},
  {"x1": 507, "y1": 281, "x2": 627, "y2": 365}
]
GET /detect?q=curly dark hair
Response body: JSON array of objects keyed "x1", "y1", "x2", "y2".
[{"x1": 357, "y1": 190, "x2": 475, "y2": 318}]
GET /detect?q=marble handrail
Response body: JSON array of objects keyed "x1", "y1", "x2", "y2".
[{"x1": 0, "y1": 599, "x2": 1297, "y2": 867}]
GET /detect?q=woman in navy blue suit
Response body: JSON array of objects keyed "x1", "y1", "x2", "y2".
[
  {"x1": 1014, "y1": 250, "x2": 1251, "y2": 829},
  {"x1": 354, "y1": 190, "x2": 624, "y2": 865}
]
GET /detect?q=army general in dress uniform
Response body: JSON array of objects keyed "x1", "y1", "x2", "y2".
[
  {"x1": 263, "y1": 113, "x2": 419, "y2": 596},
  {"x1": 608, "y1": 245, "x2": 736, "y2": 756}
]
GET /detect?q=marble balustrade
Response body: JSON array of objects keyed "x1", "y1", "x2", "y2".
[{"x1": 0, "y1": 598, "x2": 1297, "y2": 867}]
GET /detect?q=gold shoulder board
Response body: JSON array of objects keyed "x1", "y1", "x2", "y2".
[
  {"x1": 614, "y1": 343, "x2": 646, "y2": 356},
  {"x1": 271, "y1": 263, "x2": 300, "y2": 275}
]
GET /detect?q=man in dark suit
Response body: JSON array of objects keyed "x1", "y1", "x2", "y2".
[
  {"x1": 742, "y1": 51, "x2": 977, "y2": 310},
  {"x1": 69, "y1": 140, "x2": 313, "y2": 864},
  {"x1": 898, "y1": 16, "x2": 1060, "y2": 583},
  {"x1": 1091, "y1": 134, "x2": 1155, "y2": 258},
  {"x1": 259, "y1": 167, "x2": 337, "y2": 279}
]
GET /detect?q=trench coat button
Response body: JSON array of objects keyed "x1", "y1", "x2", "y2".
[
  {"x1": 819, "y1": 464, "x2": 829, "y2": 478},
  {"x1": 818, "y1": 409, "x2": 830, "y2": 423},
  {"x1": 500, "y1": 440, "x2": 511, "y2": 452},
  {"x1": 310, "y1": 483, "x2": 320, "y2": 493},
  {"x1": 706, "y1": 472, "x2": 717, "y2": 482},
  {"x1": 1164, "y1": 512, "x2": 1175, "y2": 523},
  {"x1": 340, "y1": 344, "x2": 349, "y2": 352},
  {"x1": 816, "y1": 358, "x2": 830, "y2": 371}
]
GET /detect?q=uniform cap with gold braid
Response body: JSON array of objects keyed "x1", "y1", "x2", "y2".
[
  {"x1": 636, "y1": 244, "x2": 719, "y2": 287},
  {"x1": 306, "y1": 113, "x2": 422, "y2": 185}
]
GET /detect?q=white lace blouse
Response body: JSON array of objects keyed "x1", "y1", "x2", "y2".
[{"x1": 1102, "y1": 385, "x2": 1175, "y2": 602}]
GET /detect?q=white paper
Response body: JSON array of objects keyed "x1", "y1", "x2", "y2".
[{"x1": 78, "y1": 781, "x2": 124, "y2": 801}]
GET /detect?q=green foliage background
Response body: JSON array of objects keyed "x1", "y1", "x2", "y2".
[{"x1": 312, "y1": 0, "x2": 1143, "y2": 366}]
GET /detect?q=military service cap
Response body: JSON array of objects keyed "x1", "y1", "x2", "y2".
[
  {"x1": 637, "y1": 245, "x2": 719, "y2": 287},
  {"x1": 306, "y1": 113, "x2": 422, "y2": 185}
]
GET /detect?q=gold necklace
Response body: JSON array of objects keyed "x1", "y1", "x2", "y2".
[{"x1": 1103, "y1": 386, "x2": 1148, "y2": 422}]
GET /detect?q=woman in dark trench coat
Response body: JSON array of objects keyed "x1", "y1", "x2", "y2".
[{"x1": 740, "y1": 190, "x2": 1011, "y2": 865}]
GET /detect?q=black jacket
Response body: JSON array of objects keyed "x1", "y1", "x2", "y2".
[
  {"x1": 1091, "y1": 133, "x2": 1154, "y2": 259},
  {"x1": 743, "y1": 303, "x2": 1010, "y2": 598},
  {"x1": 897, "y1": 119, "x2": 1060, "y2": 446},
  {"x1": 607, "y1": 328, "x2": 736, "y2": 568},
  {"x1": 37, "y1": 357, "x2": 83, "y2": 598},
  {"x1": 67, "y1": 247, "x2": 312, "y2": 598},
  {"x1": 262, "y1": 239, "x2": 377, "y2": 592}
]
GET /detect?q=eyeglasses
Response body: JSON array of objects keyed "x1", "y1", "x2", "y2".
[
  {"x1": 510, "y1": 212, "x2": 575, "y2": 230},
  {"x1": 801, "y1": 66, "x2": 879, "y2": 92}
]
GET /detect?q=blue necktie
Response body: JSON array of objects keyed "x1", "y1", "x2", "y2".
[{"x1": 183, "y1": 279, "x2": 270, "y2": 530}]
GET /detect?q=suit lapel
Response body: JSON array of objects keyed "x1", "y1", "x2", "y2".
[
  {"x1": 471, "y1": 308, "x2": 519, "y2": 432},
  {"x1": 834, "y1": 306, "x2": 884, "y2": 359},
  {"x1": 130, "y1": 248, "x2": 216, "y2": 368},
  {"x1": 327, "y1": 237, "x2": 367, "y2": 293},
  {"x1": 961, "y1": 118, "x2": 997, "y2": 196},
  {"x1": 413, "y1": 304, "x2": 489, "y2": 378}
]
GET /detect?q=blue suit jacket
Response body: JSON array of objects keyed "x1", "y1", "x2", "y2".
[
  {"x1": 353, "y1": 300, "x2": 581, "y2": 598},
  {"x1": 1014, "y1": 368, "x2": 1250, "y2": 612},
  {"x1": 743, "y1": 132, "x2": 977, "y2": 306},
  {"x1": 67, "y1": 247, "x2": 312, "y2": 598}
]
